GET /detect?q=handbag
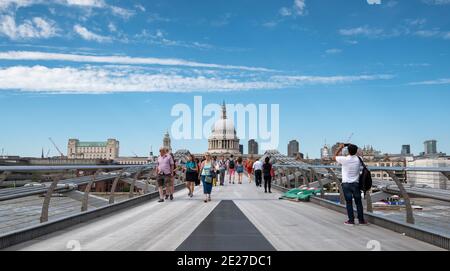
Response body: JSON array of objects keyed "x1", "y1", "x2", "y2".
[{"x1": 204, "y1": 176, "x2": 213, "y2": 184}]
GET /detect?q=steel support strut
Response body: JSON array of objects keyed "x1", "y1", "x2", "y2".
[
  {"x1": 326, "y1": 168, "x2": 345, "y2": 205},
  {"x1": 309, "y1": 168, "x2": 324, "y2": 198},
  {"x1": 129, "y1": 167, "x2": 144, "y2": 199},
  {"x1": 81, "y1": 169, "x2": 102, "y2": 212},
  {"x1": 109, "y1": 169, "x2": 126, "y2": 204},
  {"x1": 386, "y1": 170, "x2": 415, "y2": 224},
  {"x1": 40, "y1": 174, "x2": 62, "y2": 223}
]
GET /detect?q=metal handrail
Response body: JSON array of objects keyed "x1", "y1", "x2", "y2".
[
  {"x1": 0, "y1": 164, "x2": 184, "y2": 227},
  {"x1": 272, "y1": 164, "x2": 450, "y2": 173},
  {"x1": 0, "y1": 164, "x2": 156, "y2": 172},
  {"x1": 271, "y1": 163, "x2": 450, "y2": 225}
]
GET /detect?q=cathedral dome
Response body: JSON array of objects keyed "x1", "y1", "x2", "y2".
[
  {"x1": 209, "y1": 118, "x2": 237, "y2": 140},
  {"x1": 207, "y1": 101, "x2": 240, "y2": 155}
]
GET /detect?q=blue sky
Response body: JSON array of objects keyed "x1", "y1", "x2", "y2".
[{"x1": 0, "y1": 0, "x2": 449, "y2": 158}]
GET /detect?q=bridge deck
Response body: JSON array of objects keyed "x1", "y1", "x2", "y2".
[{"x1": 4, "y1": 176, "x2": 442, "y2": 251}]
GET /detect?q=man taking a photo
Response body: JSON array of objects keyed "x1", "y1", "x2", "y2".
[{"x1": 334, "y1": 143, "x2": 367, "y2": 226}]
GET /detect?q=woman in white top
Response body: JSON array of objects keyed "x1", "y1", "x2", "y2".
[{"x1": 200, "y1": 153, "x2": 214, "y2": 203}]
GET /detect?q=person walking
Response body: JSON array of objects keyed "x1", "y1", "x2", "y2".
[
  {"x1": 228, "y1": 155, "x2": 236, "y2": 184},
  {"x1": 262, "y1": 157, "x2": 272, "y2": 193},
  {"x1": 246, "y1": 156, "x2": 254, "y2": 184},
  {"x1": 253, "y1": 158, "x2": 263, "y2": 187},
  {"x1": 334, "y1": 143, "x2": 367, "y2": 226},
  {"x1": 156, "y1": 147, "x2": 174, "y2": 202},
  {"x1": 194, "y1": 158, "x2": 201, "y2": 187},
  {"x1": 212, "y1": 156, "x2": 218, "y2": 186},
  {"x1": 167, "y1": 151, "x2": 176, "y2": 200},
  {"x1": 217, "y1": 155, "x2": 227, "y2": 186},
  {"x1": 236, "y1": 157, "x2": 244, "y2": 184},
  {"x1": 200, "y1": 153, "x2": 214, "y2": 203},
  {"x1": 185, "y1": 154, "x2": 198, "y2": 198}
]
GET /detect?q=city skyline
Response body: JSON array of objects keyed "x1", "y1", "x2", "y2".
[{"x1": 1, "y1": 0, "x2": 449, "y2": 158}]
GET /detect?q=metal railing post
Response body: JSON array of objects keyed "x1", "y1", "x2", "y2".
[
  {"x1": 441, "y1": 171, "x2": 449, "y2": 190},
  {"x1": 40, "y1": 175, "x2": 61, "y2": 223},
  {"x1": 326, "y1": 168, "x2": 345, "y2": 205},
  {"x1": 365, "y1": 189, "x2": 373, "y2": 213},
  {"x1": 0, "y1": 171, "x2": 11, "y2": 186},
  {"x1": 301, "y1": 169, "x2": 310, "y2": 187},
  {"x1": 129, "y1": 167, "x2": 143, "y2": 199},
  {"x1": 386, "y1": 170, "x2": 415, "y2": 224},
  {"x1": 294, "y1": 170, "x2": 300, "y2": 188},
  {"x1": 109, "y1": 169, "x2": 125, "y2": 204},
  {"x1": 286, "y1": 168, "x2": 291, "y2": 188},
  {"x1": 144, "y1": 174, "x2": 150, "y2": 194},
  {"x1": 81, "y1": 169, "x2": 102, "y2": 212},
  {"x1": 276, "y1": 168, "x2": 282, "y2": 187},
  {"x1": 310, "y1": 168, "x2": 324, "y2": 198}
]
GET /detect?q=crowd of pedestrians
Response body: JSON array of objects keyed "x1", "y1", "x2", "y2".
[{"x1": 156, "y1": 143, "x2": 368, "y2": 226}]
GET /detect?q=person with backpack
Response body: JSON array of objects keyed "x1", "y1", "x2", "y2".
[
  {"x1": 185, "y1": 154, "x2": 198, "y2": 198},
  {"x1": 253, "y1": 158, "x2": 263, "y2": 187},
  {"x1": 262, "y1": 157, "x2": 273, "y2": 193},
  {"x1": 227, "y1": 154, "x2": 236, "y2": 184},
  {"x1": 217, "y1": 155, "x2": 227, "y2": 186},
  {"x1": 334, "y1": 143, "x2": 368, "y2": 226},
  {"x1": 246, "y1": 156, "x2": 254, "y2": 184},
  {"x1": 236, "y1": 156, "x2": 244, "y2": 184}
]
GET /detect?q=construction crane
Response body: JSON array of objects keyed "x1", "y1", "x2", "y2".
[
  {"x1": 48, "y1": 137, "x2": 65, "y2": 158},
  {"x1": 345, "y1": 132, "x2": 354, "y2": 143}
]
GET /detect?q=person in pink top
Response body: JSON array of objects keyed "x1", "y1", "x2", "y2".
[{"x1": 156, "y1": 147, "x2": 174, "y2": 202}]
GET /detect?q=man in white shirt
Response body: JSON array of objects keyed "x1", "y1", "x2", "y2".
[
  {"x1": 252, "y1": 159, "x2": 263, "y2": 187},
  {"x1": 334, "y1": 144, "x2": 367, "y2": 226}
]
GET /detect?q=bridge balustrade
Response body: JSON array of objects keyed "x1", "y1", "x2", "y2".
[{"x1": 271, "y1": 164, "x2": 450, "y2": 225}]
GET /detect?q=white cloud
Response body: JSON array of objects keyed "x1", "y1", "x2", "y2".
[
  {"x1": 0, "y1": 15, "x2": 58, "y2": 40},
  {"x1": 135, "y1": 29, "x2": 214, "y2": 50},
  {"x1": 147, "y1": 13, "x2": 172, "y2": 23},
  {"x1": 386, "y1": 1, "x2": 398, "y2": 7},
  {"x1": 325, "y1": 48, "x2": 342, "y2": 54},
  {"x1": 339, "y1": 26, "x2": 384, "y2": 37},
  {"x1": 279, "y1": 0, "x2": 306, "y2": 17},
  {"x1": 73, "y1": 24, "x2": 111, "y2": 42},
  {"x1": 367, "y1": 0, "x2": 382, "y2": 4},
  {"x1": 63, "y1": 0, "x2": 105, "y2": 8},
  {"x1": 422, "y1": 0, "x2": 450, "y2": 5},
  {"x1": 409, "y1": 78, "x2": 450, "y2": 85},
  {"x1": 108, "y1": 22, "x2": 116, "y2": 32},
  {"x1": 0, "y1": 0, "x2": 37, "y2": 11},
  {"x1": 0, "y1": 51, "x2": 274, "y2": 72},
  {"x1": 110, "y1": 6, "x2": 135, "y2": 19},
  {"x1": 0, "y1": 65, "x2": 394, "y2": 94},
  {"x1": 0, "y1": 65, "x2": 280, "y2": 93},
  {"x1": 414, "y1": 29, "x2": 450, "y2": 39},
  {"x1": 272, "y1": 74, "x2": 394, "y2": 85},
  {"x1": 134, "y1": 4, "x2": 146, "y2": 12},
  {"x1": 0, "y1": 0, "x2": 135, "y2": 19}
]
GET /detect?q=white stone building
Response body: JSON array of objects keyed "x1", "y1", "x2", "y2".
[
  {"x1": 67, "y1": 139, "x2": 119, "y2": 160},
  {"x1": 207, "y1": 102, "x2": 240, "y2": 156},
  {"x1": 407, "y1": 158, "x2": 450, "y2": 190}
]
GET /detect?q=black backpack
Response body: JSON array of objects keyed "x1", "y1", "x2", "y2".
[
  {"x1": 262, "y1": 163, "x2": 272, "y2": 177},
  {"x1": 229, "y1": 160, "x2": 235, "y2": 169},
  {"x1": 357, "y1": 156, "x2": 372, "y2": 194}
]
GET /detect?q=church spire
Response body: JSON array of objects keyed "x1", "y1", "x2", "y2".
[{"x1": 222, "y1": 100, "x2": 227, "y2": 119}]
